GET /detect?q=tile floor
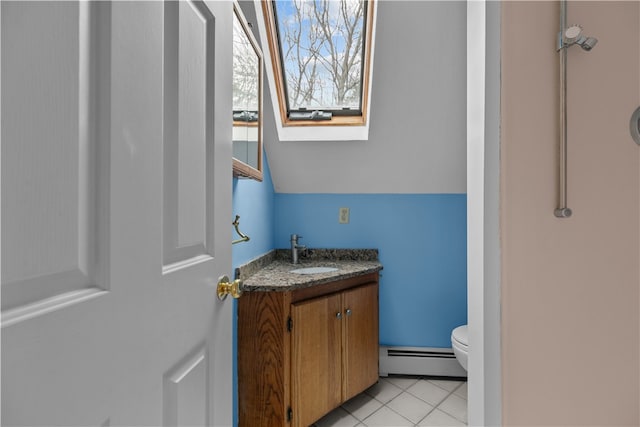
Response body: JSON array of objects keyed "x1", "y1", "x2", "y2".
[{"x1": 312, "y1": 376, "x2": 467, "y2": 427}]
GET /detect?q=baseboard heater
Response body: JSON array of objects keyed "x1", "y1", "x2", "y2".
[{"x1": 379, "y1": 346, "x2": 467, "y2": 378}]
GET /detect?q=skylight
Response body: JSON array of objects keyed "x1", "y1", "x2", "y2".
[
  {"x1": 273, "y1": 0, "x2": 366, "y2": 118},
  {"x1": 261, "y1": 0, "x2": 375, "y2": 129}
]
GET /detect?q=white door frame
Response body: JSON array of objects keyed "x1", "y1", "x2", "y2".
[{"x1": 467, "y1": 1, "x2": 502, "y2": 425}]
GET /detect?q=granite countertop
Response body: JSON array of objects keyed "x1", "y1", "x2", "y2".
[{"x1": 236, "y1": 249, "x2": 382, "y2": 292}]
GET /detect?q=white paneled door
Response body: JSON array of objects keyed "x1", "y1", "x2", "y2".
[{"x1": 1, "y1": 1, "x2": 234, "y2": 425}]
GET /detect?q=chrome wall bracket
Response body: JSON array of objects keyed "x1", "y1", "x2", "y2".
[{"x1": 630, "y1": 107, "x2": 640, "y2": 146}]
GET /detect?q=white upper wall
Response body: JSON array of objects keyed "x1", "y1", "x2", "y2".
[{"x1": 259, "y1": 1, "x2": 467, "y2": 194}]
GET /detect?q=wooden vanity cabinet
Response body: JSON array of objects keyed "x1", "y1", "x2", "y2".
[{"x1": 238, "y1": 272, "x2": 379, "y2": 427}]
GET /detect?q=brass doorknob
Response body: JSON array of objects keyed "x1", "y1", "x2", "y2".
[{"x1": 217, "y1": 275, "x2": 243, "y2": 301}]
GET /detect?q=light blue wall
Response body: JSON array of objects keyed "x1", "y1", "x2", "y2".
[
  {"x1": 274, "y1": 193, "x2": 467, "y2": 347},
  {"x1": 231, "y1": 160, "x2": 276, "y2": 266}
]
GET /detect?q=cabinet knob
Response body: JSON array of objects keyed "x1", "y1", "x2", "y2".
[
  {"x1": 345, "y1": 308, "x2": 352, "y2": 316},
  {"x1": 336, "y1": 312, "x2": 342, "y2": 319}
]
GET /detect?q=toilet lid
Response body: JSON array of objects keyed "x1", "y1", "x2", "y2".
[{"x1": 452, "y1": 325, "x2": 468, "y2": 347}]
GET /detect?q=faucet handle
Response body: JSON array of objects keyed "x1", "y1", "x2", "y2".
[{"x1": 291, "y1": 234, "x2": 302, "y2": 241}]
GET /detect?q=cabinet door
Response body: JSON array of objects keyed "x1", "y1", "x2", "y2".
[
  {"x1": 342, "y1": 283, "x2": 379, "y2": 401},
  {"x1": 291, "y1": 293, "x2": 342, "y2": 427}
]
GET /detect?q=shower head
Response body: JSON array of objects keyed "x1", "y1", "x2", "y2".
[
  {"x1": 563, "y1": 25, "x2": 583, "y2": 43},
  {"x1": 560, "y1": 24, "x2": 598, "y2": 51},
  {"x1": 577, "y1": 36, "x2": 598, "y2": 51}
]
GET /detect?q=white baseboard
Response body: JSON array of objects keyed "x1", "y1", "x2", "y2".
[{"x1": 379, "y1": 346, "x2": 467, "y2": 378}]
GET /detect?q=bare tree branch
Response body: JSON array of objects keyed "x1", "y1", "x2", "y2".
[{"x1": 276, "y1": 0, "x2": 365, "y2": 110}]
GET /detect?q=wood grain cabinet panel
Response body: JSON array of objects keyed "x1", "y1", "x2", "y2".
[
  {"x1": 342, "y1": 283, "x2": 379, "y2": 402},
  {"x1": 238, "y1": 272, "x2": 379, "y2": 427},
  {"x1": 291, "y1": 293, "x2": 343, "y2": 427}
]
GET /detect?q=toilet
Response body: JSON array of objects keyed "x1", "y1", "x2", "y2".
[{"x1": 451, "y1": 325, "x2": 468, "y2": 371}]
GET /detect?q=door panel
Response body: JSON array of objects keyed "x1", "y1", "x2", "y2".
[
  {"x1": 164, "y1": 346, "x2": 209, "y2": 427},
  {"x1": 1, "y1": 1, "x2": 233, "y2": 425},
  {"x1": 162, "y1": 0, "x2": 216, "y2": 268},
  {"x1": 291, "y1": 294, "x2": 342, "y2": 427},
  {"x1": 342, "y1": 283, "x2": 379, "y2": 401},
  {"x1": 1, "y1": 1, "x2": 109, "y2": 316}
]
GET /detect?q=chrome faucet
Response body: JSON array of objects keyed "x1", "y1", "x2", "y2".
[{"x1": 290, "y1": 234, "x2": 306, "y2": 264}]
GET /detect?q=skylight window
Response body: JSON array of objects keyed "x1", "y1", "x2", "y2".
[{"x1": 262, "y1": 0, "x2": 375, "y2": 127}]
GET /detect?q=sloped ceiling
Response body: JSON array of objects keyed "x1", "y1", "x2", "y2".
[{"x1": 251, "y1": 0, "x2": 467, "y2": 194}]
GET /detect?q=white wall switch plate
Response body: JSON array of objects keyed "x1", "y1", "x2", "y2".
[{"x1": 339, "y1": 207, "x2": 350, "y2": 224}]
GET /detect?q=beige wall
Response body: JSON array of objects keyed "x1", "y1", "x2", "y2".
[{"x1": 501, "y1": 2, "x2": 639, "y2": 425}]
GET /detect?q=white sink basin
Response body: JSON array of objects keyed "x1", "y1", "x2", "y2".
[{"x1": 290, "y1": 266, "x2": 339, "y2": 275}]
